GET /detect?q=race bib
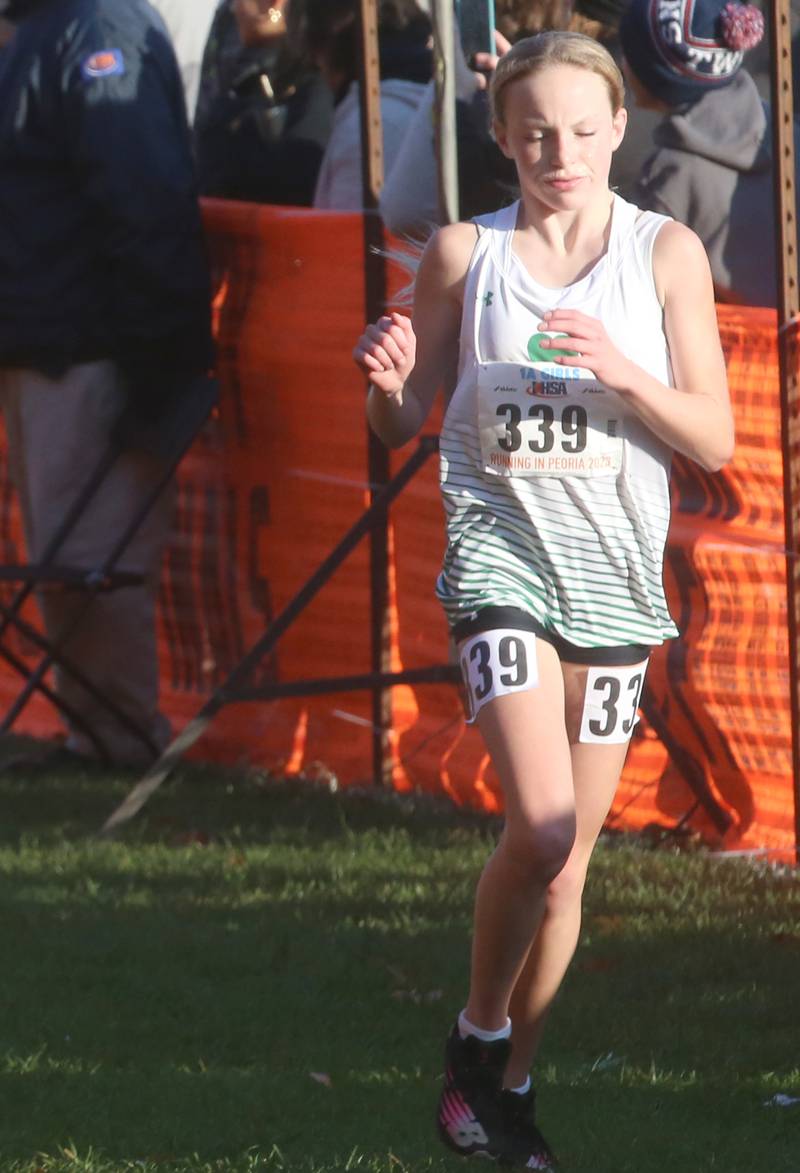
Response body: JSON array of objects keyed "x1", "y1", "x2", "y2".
[
  {"x1": 477, "y1": 361, "x2": 624, "y2": 478},
  {"x1": 457, "y1": 627, "x2": 539, "y2": 722},
  {"x1": 579, "y1": 662, "x2": 648, "y2": 744}
]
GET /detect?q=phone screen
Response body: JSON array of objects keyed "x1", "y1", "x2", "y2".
[{"x1": 455, "y1": 0, "x2": 496, "y2": 62}]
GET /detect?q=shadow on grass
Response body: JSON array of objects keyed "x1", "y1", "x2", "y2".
[{"x1": 0, "y1": 754, "x2": 502, "y2": 849}]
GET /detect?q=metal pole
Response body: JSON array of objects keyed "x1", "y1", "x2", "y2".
[
  {"x1": 431, "y1": 0, "x2": 459, "y2": 223},
  {"x1": 357, "y1": 0, "x2": 394, "y2": 787},
  {"x1": 357, "y1": 0, "x2": 384, "y2": 209},
  {"x1": 769, "y1": 0, "x2": 800, "y2": 864}
]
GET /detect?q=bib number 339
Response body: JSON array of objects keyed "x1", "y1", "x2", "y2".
[{"x1": 477, "y1": 362, "x2": 623, "y2": 478}]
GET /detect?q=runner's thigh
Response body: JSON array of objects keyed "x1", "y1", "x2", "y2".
[
  {"x1": 475, "y1": 636, "x2": 575, "y2": 830},
  {"x1": 561, "y1": 657, "x2": 648, "y2": 844}
]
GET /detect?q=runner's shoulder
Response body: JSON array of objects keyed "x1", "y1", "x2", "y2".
[
  {"x1": 419, "y1": 221, "x2": 480, "y2": 291},
  {"x1": 652, "y1": 220, "x2": 712, "y2": 291}
]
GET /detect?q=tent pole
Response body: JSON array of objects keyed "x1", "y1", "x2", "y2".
[
  {"x1": 431, "y1": 0, "x2": 459, "y2": 223},
  {"x1": 357, "y1": 0, "x2": 394, "y2": 786}
]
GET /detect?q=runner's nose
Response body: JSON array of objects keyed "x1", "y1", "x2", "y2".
[{"x1": 549, "y1": 130, "x2": 577, "y2": 169}]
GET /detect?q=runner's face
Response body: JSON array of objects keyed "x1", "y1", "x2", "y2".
[{"x1": 494, "y1": 64, "x2": 626, "y2": 210}]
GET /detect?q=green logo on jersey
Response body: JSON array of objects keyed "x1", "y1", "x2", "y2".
[
  {"x1": 482, "y1": 291, "x2": 494, "y2": 307},
  {"x1": 527, "y1": 332, "x2": 576, "y2": 362}
]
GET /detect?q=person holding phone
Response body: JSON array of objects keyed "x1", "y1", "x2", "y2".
[{"x1": 353, "y1": 30, "x2": 732, "y2": 1169}]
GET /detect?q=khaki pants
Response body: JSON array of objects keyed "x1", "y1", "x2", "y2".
[{"x1": 0, "y1": 360, "x2": 173, "y2": 765}]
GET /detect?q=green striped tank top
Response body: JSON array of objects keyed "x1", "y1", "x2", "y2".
[{"x1": 435, "y1": 194, "x2": 679, "y2": 649}]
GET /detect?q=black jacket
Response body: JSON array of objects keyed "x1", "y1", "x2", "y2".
[{"x1": 0, "y1": 0, "x2": 213, "y2": 380}]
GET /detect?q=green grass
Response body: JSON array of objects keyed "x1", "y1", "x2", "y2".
[{"x1": 0, "y1": 755, "x2": 798, "y2": 1172}]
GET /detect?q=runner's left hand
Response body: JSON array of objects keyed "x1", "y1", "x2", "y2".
[{"x1": 538, "y1": 309, "x2": 637, "y2": 391}]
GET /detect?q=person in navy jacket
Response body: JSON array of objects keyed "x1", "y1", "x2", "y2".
[{"x1": 0, "y1": 0, "x2": 214, "y2": 766}]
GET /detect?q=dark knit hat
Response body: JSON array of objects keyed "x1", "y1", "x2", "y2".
[{"x1": 619, "y1": 0, "x2": 765, "y2": 107}]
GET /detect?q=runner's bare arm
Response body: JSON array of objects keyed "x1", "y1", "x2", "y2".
[
  {"x1": 540, "y1": 222, "x2": 734, "y2": 472},
  {"x1": 353, "y1": 223, "x2": 475, "y2": 448},
  {"x1": 647, "y1": 221, "x2": 733, "y2": 469}
]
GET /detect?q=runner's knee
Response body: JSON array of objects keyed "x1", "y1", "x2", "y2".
[
  {"x1": 545, "y1": 854, "x2": 590, "y2": 914},
  {"x1": 503, "y1": 812, "x2": 577, "y2": 886}
]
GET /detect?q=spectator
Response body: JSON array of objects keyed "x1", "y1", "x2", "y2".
[
  {"x1": 308, "y1": 0, "x2": 433, "y2": 211},
  {"x1": 147, "y1": 0, "x2": 221, "y2": 123},
  {"x1": 378, "y1": 27, "x2": 519, "y2": 233},
  {"x1": 194, "y1": 0, "x2": 334, "y2": 207},
  {"x1": 619, "y1": 0, "x2": 794, "y2": 307},
  {"x1": 0, "y1": 0, "x2": 214, "y2": 766}
]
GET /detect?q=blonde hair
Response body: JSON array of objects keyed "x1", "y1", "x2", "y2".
[{"x1": 490, "y1": 31, "x2": 625, "y2": 125}]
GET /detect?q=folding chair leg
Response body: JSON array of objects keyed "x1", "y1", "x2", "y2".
[
  {"x1": 0, "y1": 636, "x2": 112, "y2": 761},
  {"x1": 101, "y1": 436, "x2": 439, "y2": 833},
  {"x1": 0, "y1": 375, "x2": 218, "y2": 757},
  {"x1": 0, "y1": 599, "x2": 158, "y2": 758},
  {"x1": 0, "y1": 443, "x2": 119, "y2": 646}
]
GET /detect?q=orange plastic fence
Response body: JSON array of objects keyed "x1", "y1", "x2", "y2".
[{"x1": 0, "y1": 203, "x2": 794, "y2": 861}]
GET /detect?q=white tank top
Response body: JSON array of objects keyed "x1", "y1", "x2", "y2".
[{"x1": 436, "y1": 193, "x2": 680, "y2": 648}]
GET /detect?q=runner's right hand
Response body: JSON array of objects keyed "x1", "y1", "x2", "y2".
[{"x1": 353, "y1": 311, "x2": 416, "y2": 400}]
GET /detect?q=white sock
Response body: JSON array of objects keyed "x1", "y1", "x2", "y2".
[
  {"x1": 458, "y1": 1009, "x2": 511, "y2": 1042},
  {"x1": 508, "y1": 1075, "x2": 531, "y2": 1095}
]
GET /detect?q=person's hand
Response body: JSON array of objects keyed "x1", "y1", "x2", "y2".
[
  {"x1": 537, "y1": 309, "x2": 638, "y2": 390},
  {"x1": 470, "y1": 29, "x2": 512, "y2": 90},
  {"x1": 353, "y1": 311, "x2": 416, "y2": 400}
]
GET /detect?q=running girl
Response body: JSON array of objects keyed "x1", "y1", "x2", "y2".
[{"x1": 353, "y1": 31, "x2": 733, "y2": 1169}]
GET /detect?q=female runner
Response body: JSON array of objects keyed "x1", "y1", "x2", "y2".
[{"x1": 353, "y1": 31, "x2": 733, "y2": 1169}]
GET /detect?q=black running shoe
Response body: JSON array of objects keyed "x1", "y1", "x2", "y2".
[
  {"x1": 498, "y1": 1086, "x2": 559, "y2": 1170},
  {"x1": 436, "y1": 1024, "x2": 511, "y2": 1159}
]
